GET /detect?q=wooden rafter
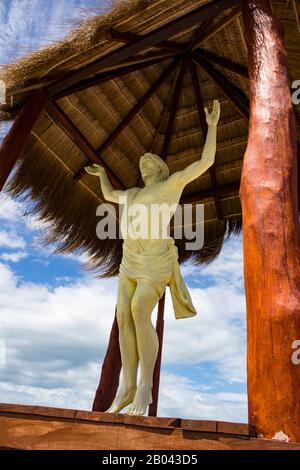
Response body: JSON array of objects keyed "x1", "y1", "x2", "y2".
[
  {"x1": 192, "y1": 5, "x2": 241, "y2": 49},
  {"x1": 161, "y1": 59, "x2": 185, "y2": 159},
  {"x1": 195, "y1": 49, "x2": 248, "y2": 78},
  {"x1": 46, "y1": 0, "x2": 239, "y2": 98},
  {"x1": 189, "y1": 58, "x2": 223, "y2": 220},
  {"x1": 135, "y1": 61, "x2": 182, "y2": 187},
  {"x1": 187, "y1": 18, "x2": 215, "y2": 50},
  {"x1": 73, "y1": 58, "x2": 178, "y2": 180},
  {"x1": 193, "y1": 54, "x2": 249, "y2": 120},
  {"x1": 54, "y1": 55, "x2": 176, "y2": 101},
  {"x1": 44, "y1": 100, "x2": 125, "y2": 189},
  {"x1": 181, "y1": 181, "x2": 239, "y2": 204},
  {"x1": 292, "y1": 0, "x2": 300, "y2": 35},
  {"x1": 107, "y1": 28, "x2": 184, "y2": 51},
  {"x1": 0, "y1": 90, "x2": 47, "y2": 191}
]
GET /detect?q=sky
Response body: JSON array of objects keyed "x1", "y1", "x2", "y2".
[{"x1": 0, "y1": 0, "x2": 247, "y2": 422}]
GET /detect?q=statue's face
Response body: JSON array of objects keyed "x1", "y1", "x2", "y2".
[{"x1": 139, "y1": 153, "x2": 159, "y2": 183}]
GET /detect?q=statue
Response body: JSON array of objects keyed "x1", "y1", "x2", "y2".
[{"x1": 85, "y1": 100, "x2": 220, "y2": 416}]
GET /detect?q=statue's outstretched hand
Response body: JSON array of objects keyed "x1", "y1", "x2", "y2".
[
  {"x1": 205, "y1": 99, "x2": 220, "y2": 127},
  {"x1": 85, "y1": 163, "x2": 105, "y2": 176}
]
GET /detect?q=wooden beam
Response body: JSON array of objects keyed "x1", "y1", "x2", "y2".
[
  {"x1": 46, "y1": 0, "x2": 239, "y2": 97},
  {"x1": 73, "y1": 58, "x2": 178, "y2": 180},
  {"x1": 0, "y1": 90, "x2": 47, "y2": 191},
  {"x1": 192, "y1": 5, "x2": 241, "y2": 49},
  {"x1": 53, "y1": 54, "x2": 175, "y2": 100},
  {"x1": 44, "y1": 100, "x2": 125, "y2": 189},
  {"x1": 161, "y1": 60, "x2": 185, "y2": 159},
  {"x1": 148, "y1": 292, "x2": 166, "y2": 417},
  {"x1": 187, "y1": 18, "x2": 215, "y2": 50},
  {"x1": 136, "y1": 64, "x2": 180, "y2": 187},
  {"x1": 181, "y1": 181, "x2": 239, "y2": 204},
  {"x1": 107, "y1": 28, "x2": 184, "y2": 51},
  {"x1": 189, "y1": 59, "x2": 223, "y2": 220},
  {"x1": 292, "y1": 0, "x2": 300, "y2": 35},
  {"x1": 193, "y1": 54, "x2": 249, "y2": 119},
  {"x1": 92, "y1": 311, "x2": 122, "y2": 412},
  {"x1": 241, "y1": 0, "x2": 300, "y2": 443},
  {"x1": 195, "y1": 49, "x2": 248, "y2": 78}
]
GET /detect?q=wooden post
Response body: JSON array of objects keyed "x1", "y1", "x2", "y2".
[
  {"x1": 241, "y1": 0, "x2": 300, "y2": 442},
  {"x1": 149, "y1": 291, "x2": 166, "y2": 417},
  {"x1": 0, "y1": 90, "x2": 47, "y2": 191},
  {"x1": 92, "y1": 311, "x2": 122, "y2": 412}
]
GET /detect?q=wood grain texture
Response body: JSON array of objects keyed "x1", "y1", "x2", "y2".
[
  {"x1": 149, "y1": 292, "x2": 166, "y2": 417},
  {"x1": 92, "y1": 313, "x2": 122, "y2": 412},
  {"x1": 0, "y1": 90, "x2": 46, "y2": 191},
  {"x1": 241, "y1": 0, "x2": 300, "y2": 443},
  {"x1": 0, "y1": 404, "x2": 299, "y2": 450}
]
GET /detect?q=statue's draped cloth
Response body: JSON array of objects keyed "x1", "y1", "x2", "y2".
[{"x1": 119, "y1": 188, "x2": 197, "y2": 320}]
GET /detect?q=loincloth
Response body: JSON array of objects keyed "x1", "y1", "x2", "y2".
[{"x1": 119, "y1": 238, "x2": 197, "y2": 320}]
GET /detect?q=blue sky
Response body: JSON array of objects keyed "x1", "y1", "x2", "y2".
[{"x1": 0, "y1": 0, "x2": 247, "y2": 421}]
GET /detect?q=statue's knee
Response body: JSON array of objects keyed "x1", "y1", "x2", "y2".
[
  {"x1": 131, "y1": 295, "x2": 143, "y2": 322},
  {"x1": 116, "y1": 307, "x2": 131, "y2": 328}
]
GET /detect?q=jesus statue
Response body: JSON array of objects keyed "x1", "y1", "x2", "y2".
[{"x1": 85, "y1": 99, "x2": 220, "y2": 416}]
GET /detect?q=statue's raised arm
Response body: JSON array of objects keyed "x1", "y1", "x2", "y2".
[
  {"x1": 84, "y1": 163, "x2": 125, "y2": 204},
  {"x1": 170, "y1": 99, "x2": 220, "y2": 189}
]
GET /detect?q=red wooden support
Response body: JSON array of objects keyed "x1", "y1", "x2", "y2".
[
  {"x1": 0, "y1": 90, "x2": 47, "y2": 191},
  {"x1": 92, "y1": 310, "x2": 122, "y2": 412},
  {"x1": 148, "y1": 291, "x2": 166, "y2": 417},
  {"x1": 241, "y1": 0, "x2": 300, "y2": 442}
]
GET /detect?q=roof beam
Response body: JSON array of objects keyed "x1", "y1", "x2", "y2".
[
  {"x1": 107, "y1": 28, "x2": 184, "y2": 51},
  {"x1": 0, "y1": 90, "x2": 47, "y2": 191},
  {"x1": 161, "y1": 59, "x2": 185, "y2": 159},
  {"x1": 74, "y1": 58, "x2": 178, "y2": 179},
  {"x1": 191, "y1": 5, "x2": 241, "y2": 49},
  {"x1": 193, "y1": 54, "x2": 249, "y2": 119},
  {"x1": 189, "y1": 58, "x2": 223, "y2": 220},
  {"x1": 187, "y1": 18, "x2": 214, "y2": 50},
  {"x1": 181, "y1": 181, "x2": 240, "y2": 204},
  {"x1": 53, "y1": 52, "x2": 176, "y2": 100},
  {"x1": 44, "y1": 100, "x2": 125, "y2": 189},
  {"x1": 194, "y1": 49, "x2": 248, "y2": 78},
  {"x1": 46, "y1": 0, "x2": 239, "y2": 98}
]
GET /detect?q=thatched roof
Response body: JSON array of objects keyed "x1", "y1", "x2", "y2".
[{"x1": 1, "y1": 0, "x2": 299, "y2": 276}]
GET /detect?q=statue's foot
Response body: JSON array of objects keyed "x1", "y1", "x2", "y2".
[
  {"x1": 125, "y1": 384, "x2": 152, "y2": 416},
  {"x1": 105, "y1": 387, "x2": 136, "y2": 414}
]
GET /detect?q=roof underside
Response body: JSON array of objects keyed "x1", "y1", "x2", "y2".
[{"x1": 1, "y1": 0, "x2": 299, "y2": 276}]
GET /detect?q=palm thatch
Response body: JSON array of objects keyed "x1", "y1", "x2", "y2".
[{"x1": 0, "y1": 0, "x2": 299, "y2": 276}]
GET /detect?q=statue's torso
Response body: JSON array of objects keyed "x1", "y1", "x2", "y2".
[{"x1": 121, "y1": 179, "x2": 182, "y2": 255}]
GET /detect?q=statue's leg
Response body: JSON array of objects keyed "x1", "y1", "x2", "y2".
[
  {"x1": 105, "y1": 275, "x2": 139, "y2": 414},
  {"x1": 126, "y1": 281, "x2": 160, "y2": 416}
]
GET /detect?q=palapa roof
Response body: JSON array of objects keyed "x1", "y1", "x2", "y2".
[{"x1": 1, "y1": 0, "x2": 299, "y2": 276}]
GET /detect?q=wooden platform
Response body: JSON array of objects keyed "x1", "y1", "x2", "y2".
[{"x1": 0, "y1": 404, "x2": 299, "y2": 450}]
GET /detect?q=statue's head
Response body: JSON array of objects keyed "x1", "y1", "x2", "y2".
[{"x1": 139, "y1": 153, "x2": 169, "y2": 185}]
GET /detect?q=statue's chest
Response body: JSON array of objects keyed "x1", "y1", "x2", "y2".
[{"x1": 133, "y1": 187, "x2": 169, "y2": 205}]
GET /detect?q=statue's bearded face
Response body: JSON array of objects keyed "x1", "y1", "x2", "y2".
[{"x1": 139, "y1": 153, "x2": 160, "y2": 183}]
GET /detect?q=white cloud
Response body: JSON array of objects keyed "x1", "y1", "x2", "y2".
[
  {"x1": 157, "y1": 373, "x2": 247, "y2": 422},
  {"x1": 0, "y1": 193, "x2": 22, "y2": 222},
  {"x1": 0, "y1": 230, "x2": 26, "y2": 249},
  {"x1": 0, "y1": 251, "x2": 28, "y2": 262}
]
